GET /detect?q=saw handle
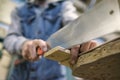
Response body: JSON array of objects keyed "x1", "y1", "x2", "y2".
[{"x1": 36, "y1": 47, "x2": 44, "y2": 56}]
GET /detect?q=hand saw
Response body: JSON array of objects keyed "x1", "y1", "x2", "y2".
[{"x1": 37, "y1": 0, "x2": 120, "y2": 55}]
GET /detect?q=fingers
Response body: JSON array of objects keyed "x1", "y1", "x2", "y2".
[
  {"x1": 28, "y1": 43, "x2": 38, "y2": 61},
  {"x1": 22, "y1": 40, "x2": 37, "y2": 61},
  {"x1": 22, "y1": 39, "x2": 48, "y2": 62},
  {"x1": 70, "y1": 40, "x2": 98, "y2": 65},
  {"x1": 80, "y1": 41, "x2": 91, "y2": 52},
  {"x1": 33, "y1": 39, "x2": 48, "y2": 52},
  {"x1": 70, "y1": 45, "x2": 80, "y2": 65},
  {"x1": 89, "y1": 40, "x2": 98, "y2": 49},
  {"x1": 80, "y1": 40, "x2": 98, "y2": 52}
]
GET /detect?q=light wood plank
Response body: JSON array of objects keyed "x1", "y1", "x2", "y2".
[{"x1": 44, "y1": 38, "x2": 120, "y2": 80}]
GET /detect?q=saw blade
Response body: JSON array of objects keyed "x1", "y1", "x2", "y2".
[{"x1": 47, "y1": 0, "x2": 120, "y2": 49}]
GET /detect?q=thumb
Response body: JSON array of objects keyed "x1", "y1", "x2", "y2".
[{"x1": 39, "y1": 40, "x2": 48, "y2": 52}]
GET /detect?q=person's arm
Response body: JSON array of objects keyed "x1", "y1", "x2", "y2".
[
  {"x1": 4, "y1": 9, "x2": 28, "y2": 55},
  {"x1": 61, "y1": 1, "x2": 79, "y2": 25},
  {"x1": 4, "y1": 9, "x2": 48, "y2": 61}
]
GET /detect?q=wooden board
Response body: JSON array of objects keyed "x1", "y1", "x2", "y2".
[
  {"x1": 44, "y1": 38, "x2": 120, "y2": 80},
  {"x1": 44, "y1": 46, "x2": 71, "y2": 67}
]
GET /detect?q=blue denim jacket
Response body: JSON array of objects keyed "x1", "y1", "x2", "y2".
[
  {"x1": 19, "y1": 2, "x2": 63, "y2": 40},
  {"x1": 4, "y1": 1, "x2": 78, "y2": 80}
]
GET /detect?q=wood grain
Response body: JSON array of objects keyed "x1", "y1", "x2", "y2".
[{"x1": 44, "y1": 38, "x2": 120, "y2": 80}]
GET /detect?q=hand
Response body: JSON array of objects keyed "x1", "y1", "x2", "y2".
[
  {"x1": 70, "y1": 40, "x2": 98, "y2": 65},
  {"x1": 21, "y1": 39, "x2": 48, "y2": 61}
]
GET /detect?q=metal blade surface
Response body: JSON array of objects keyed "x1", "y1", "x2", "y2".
[{"x1": 47, "y1": 0, "x2": 120, "y2": 49}]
